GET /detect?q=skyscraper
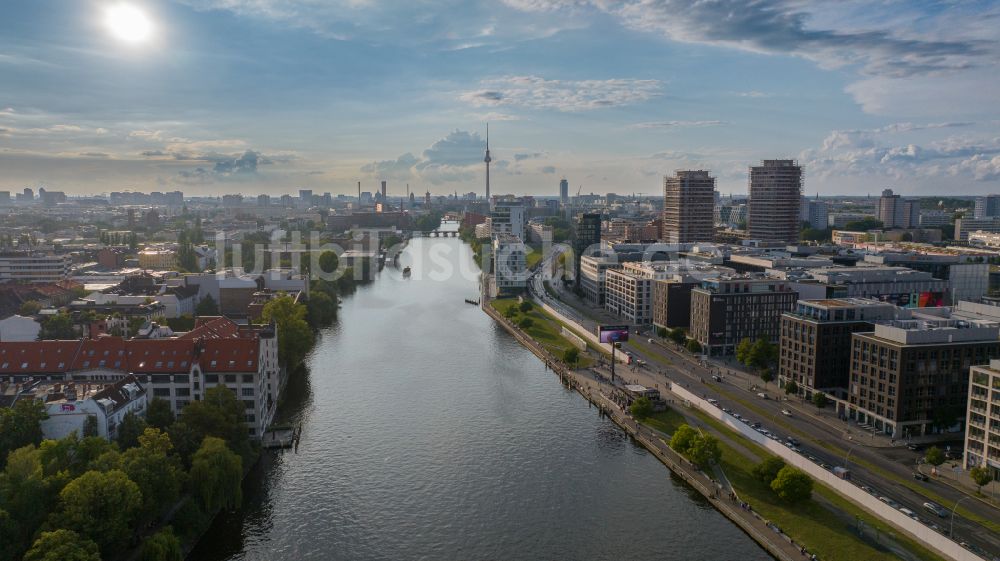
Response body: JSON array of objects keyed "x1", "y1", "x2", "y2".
[
  {"x1": 381, "y1": 180, "x2": 387, "y2": 201},
  {"x1": 748, "y1": 160, "x2": 802, "y2": 243},
  {"x1": 973, "y1": 194, "x2": 1000, "y2": 219},
  {"x1": 559, "y1": 178, "x2": 569, "y2": 205},
  {"x1": 573, "y1": 213, "x2": 602, "y2": 290},
  {"x1": 878, "y1": 188, "x2": 919, "y2": 228},
  {"x1": 662, "y1": 170, "x2": 715, "y2": 243}
]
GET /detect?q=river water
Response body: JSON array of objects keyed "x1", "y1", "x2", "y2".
[{"x1": 190, "y1": 227, "x2": 773, "y2": 561}]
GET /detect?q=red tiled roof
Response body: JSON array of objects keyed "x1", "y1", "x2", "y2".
[
  {"x1": 125, "y1": 339, "x2": 197, "y2": 373},
  {"x1": 0, "y1": 341, "x2": 81, "y2": 374},
  {"x1": 179, "y1": 316, "x2": 241, "y2": 340},
  {"x1": 200, "y1": 338, "x2": 258, "y2": 372}
]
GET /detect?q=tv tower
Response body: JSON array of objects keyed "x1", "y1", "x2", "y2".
[{"x1": 484, "y1": 123, "x2": 491, "y2": 205}]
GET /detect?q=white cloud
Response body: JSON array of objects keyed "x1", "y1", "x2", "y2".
[
  {"x1": 631, "y1": 120, "x2": 726, "y2": 129},
  {"x1": 459, "y1": 75, "x2": 662, "y2": 112}
]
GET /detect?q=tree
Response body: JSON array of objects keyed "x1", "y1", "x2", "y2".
[
  {"x1": 843, "y1": 218, "x2": 884, "y2": 231},
  {"x1": 931, "y1": 405, "x2": 960, "y2": 433},
  {"x1": 752, "y1": 457, "x2": 786, "y2": 485},
  {"x1": 261, "y1": 294, "x2": 315, "y2": 369},
  {"x1": 195, "y1": 293, "x2": 219, "y2": 316},
  {"x1": 141, "y1": 527, "x2": 183, "y2": 561},
  {"x1": 81, "y1": 416, "x2": 99, "y2": 438},
  {"x1": 18, "y1": 300, "x2": 42, "y2": 316},
  {"x1": 925, "y1": 446, "x2": 946, "y2": 467},
  {"x1": 563, "y1": 347, "x2": 579, "y2": 367},
  {"x1": 668, "y1": 328, "x2": 686, "y2": 345},
  {"x1": 146, "y1": 398, "x2": 175, "y2": 431},
  {"x1": 122, "y1": 429, "x2": 184, "y2": 521},
  {"x1": 784, "y1": 381, "x2": 799, "y2": 396},
  {"x1": 760, "y1": 368, "x2": 774, "y2": 387},
  {"x1": 504, "y1": 305, "x2": 518, "y2": 319},
  {"x1": 317, "y1": 250, "x2": 339, "y2": 276},
  {"x1": 306, "y1": 291, "x2": 337, "y2": 329},
  {"x1": 656, "y1": 327, "x2": 668, "y2": 338},
  {"x1": 50, "y1": 470, "x2": 141, "y2": 556},
  {"x1": 517, "y1": 317, "x2": 534, "y2": 329},
  {"x1": 969, "y1": 466, "x2": 993, "y2": 494},
  {"x1": 189, "y1": 437, "x2": 242, "y2": 514},
  {"x1": 770, "y1": 466, "x2": 813, "y2": 503},
  {"x1": 749, "y1": 339, "x2": 777, "y2": 371},
  {"x1": 170, "y1": 386, "x2": 251, "y2": 464},
  {"x1": 735, "y1": 338, "x2": 754, "y2": 366},
  {"x1": 0, "y1": 399, "x2": 48, "y2": 467},
  {"x1": 116, "y1": 411, "x2": 147, "y2": 450},
  {"x1": 23, "y1": 529, "x2": 101, "y2": 561},
  {"x1": 686, "y1": 434, "x2": 722, "y2": 469},
  {"x1": 812, "y1": 392, "x2": 829, "y2": 409},
  {"x1": 629, "y1": 397, "x2": 653, "y2": 419},
  {"x1": 38, "y1": 313, "x2": 75, "y2": 340},
  {"x1": 669, "y1": 424, "x2": 698, "y2": 453},
  {"x1": 518, "y1": 300, "x2": 533, "y2": 313},
  {"x1": 685, "y1": 339, "x2": 702, "y2": 354}
]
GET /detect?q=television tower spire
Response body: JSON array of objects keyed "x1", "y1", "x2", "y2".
[{"x1": 484, "y1": 123, "x2": 491, "y2": 204}]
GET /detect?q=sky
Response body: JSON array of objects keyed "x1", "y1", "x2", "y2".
[{"x1": 1, "y1": 0, "x2": 999, "y2": 197}]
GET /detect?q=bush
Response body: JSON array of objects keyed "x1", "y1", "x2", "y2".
[
  {"x1": 563, "y1": 347, "x2": 579, "y2": 366},
  {"x1": 518, "y1": 317, "x2": 534, "y2": 329},
  {"x1": 629, "y1": 397, "x2": 653, "y2": 419},
  {"x1": 685, "y1": 339, "x2": 702, "y2": 354},
  {"x1": 752, "y1": 457, "x2": 786, "y2": 485},
  {"x1": 812, "y1": 391, "x2": 828, "y2": 409},
  {"x1": 669, "y1": 424, "x2": 698, "y2": 452},
  {"x1": 925, "y1": 446, "x2": 946, "y2": 467},
  {"x1": 668, "y1": 328, "x2": 686, "y2": 345},
  {"x1": 656, "y1": 327, "x2": 668, "y2": 338},
  {"x1": 519, "y1": 300, "x2": 533, "y2": 312},
  {"x1": 784, "y1": 380, "x2": 799, "y2": 395}
]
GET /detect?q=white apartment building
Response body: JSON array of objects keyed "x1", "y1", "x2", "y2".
[
  {"x1": 491, "y1": 235, "x2": 527, "y2": 295},
  {"x1": 966, "y1": 360, "x2": 1000, "y2": 477},
  {"x1": 490, "y1": 201, "x2": 525, "y2": 241},
  {"x1": 604, "y1": 262, "x2": 673, "y2": 325}
]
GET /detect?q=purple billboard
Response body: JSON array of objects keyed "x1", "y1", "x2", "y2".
[{"x1": 598, "y1": 325, "x2": 630, "y2": 344}]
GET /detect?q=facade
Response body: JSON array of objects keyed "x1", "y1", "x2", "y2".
[
  {"x1": 864, "y1": 253, "x2": 989, "y2": 304},
  {"x1": 778, "y1": 298, "x2": 898, "y2": 399},
  {"x1": 662, "y1": 170, "x2": 716, "y2": 243},
  {"x1": 919, "y1": 210, "x2": 952, "y2": 228},
  {"x1": 652, "y1": 279, "x2": 696, "y2": 329},
  {"x1": 968, "y1": 230, "x2": 1000, "y2": 248},
  {"x1": 965, "y1": 360, "x2": 1000, "y2": 476},
  {"x1": 579, "y1": 254, "x2": 620, "y2": 306},
  {"x1": 0, "y1": 318, "x2": 281, "y2": 438},
  {"x1": 690, "y1": 277, "x2": 798, "y2": 355},
  {"x1": 138, "y1": 249, "x2": 178, "y2": 270},
  {"x1": 0, "y1": 253, "x2": 72, "y2": 283},
  {"x1": 604, "y1": 262, "x2": 671, "y2": 325},
  {"x1": 800, "y1": 199, "x2": 828, "y2": 231},
  {"x1": 573, "y1": 213, "x2": 602, "y2": 289},
  {"x1": 955, "y1": 217, "x2": 1000, "y2": 241},
  {"x1": 877, "y1": 189, "x2": 920, "y2": 229},
  {"x1": 848, "y1": 318, "x2": 1000, "y2": 438},
  {"x1": 806, "y1": 266, "x2": 948, "y2": 305},
  {"x1": 974, "y1": 195, "x2": 1000, "y2": 219},
  {"x1": 491, "y1": 235, "x2": 527, "y2": 295},
  {"x1": 559, "y1": 179, "x2": 569, "y2": 205},
  {"x1": 490, "y1": 200, "x2": 526, "y2": 241},
  {"x1": 528, "y1": 223, "x2": 553, "y2": 245},
  {"x1": 747, "y1": 160, "x2": 802, "y2": 243}
]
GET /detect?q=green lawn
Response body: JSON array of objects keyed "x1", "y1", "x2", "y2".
[
  {"x1": 526, "y1": 244, "x2": 543, "y2": 270},
  {"x1": 642, "y1": 406, "x2": 948, "y2": 561},
  {"x1": 491, "y1": 298, "x2": 593, "y2": 368}
]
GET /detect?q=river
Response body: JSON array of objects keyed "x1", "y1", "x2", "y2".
[{"x1": 189, "y1": 226, "x2": 773, "y2": 561}]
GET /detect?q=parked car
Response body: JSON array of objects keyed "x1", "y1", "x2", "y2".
[
  {"x1": 906, "y1": 443, "x2": 923, "y2": 452},
  {"x1": 756, "y1": 392, "x2": 768, "y2": 399},
  {"x1": 861, "y1": 485, "x2": 876, "y2": 495}
]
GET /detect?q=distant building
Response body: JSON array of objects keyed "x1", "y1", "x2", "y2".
[
  {"x1": 25, "y1": 376, "x2": 148, "y2": 441},
  {"x1": 690, "y1": 277, "x2": 798, "y2": 355},
  {"x1": 652, "y1": 279, "x2": 696, "y2": 329},
  {"x1": 138, "y1": 249, "x2": 177, "y2": 270},
  {"x1": 662, "y1": 170, "x2": 716, "y2": 243},
  {"x1": 573, "y1": 213, "x2": 602, "y2": 290},
  {"x1": 800, "y1": 199, "x2": 828, "y2": 230},
  {"x1": 299, "y1": 189, "x2": 313, "y2": 207},
  {"x1": 559, "y1": 178, "x2": 569, "y2": 205},
  {"x1": 955, "y1": 217, "x2": 1000, "y2": 241},
  {"x1": 974, "y1": 195, "x2": 1000, "y2": 219},
  {"x1": 877, "y1": 189, "x2": 920, "y2": 229},
  {"x1": 748, "y1": 160, "x2": 802, "y2": 243},
  {"x1": 919, "y1": 210, "x2": 952, "y2": 228},
  {"x1": 0, "y1": 315, "x2": 41, "y2": 342},
  {"x1": 579, "y1": 254, "x2": 620, "y2": 306},
  {"x1": 490, "y1": 200, "x2": 525, "y2": 241},
  {"x1": 0, "y1": 253, "x2": 72, "y2": 283}
]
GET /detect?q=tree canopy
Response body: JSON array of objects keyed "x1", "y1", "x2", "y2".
[
  {"x1": 190, "y1": 437, "x2": 243, "y2": 514},
  {"x1": 770, "y1": 466, "x2": 813, "y2": 503},
  {"x1": 262, "y1": 294, "x2": 315, "y2": 368},
  {"x1": 0, "y1": 399, "x2": 48, "y2": 468},
  {"x1": 49, "y1": 469, "x2": 141, "y2": 556},
  {"x1": 23, "y1": 529, "x2": 101, "y2": 561}
]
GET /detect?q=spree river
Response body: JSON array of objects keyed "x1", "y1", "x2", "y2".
[{"x1": 190, "y1": 227, "x2": 773, "y2": 561}]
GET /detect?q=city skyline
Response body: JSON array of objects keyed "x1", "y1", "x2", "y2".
[{"x1": 1, "y1": 1, "x2": 1000, "y2": 196}]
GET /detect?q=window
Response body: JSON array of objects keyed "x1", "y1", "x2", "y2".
[
  {"x1": 243, "y1": 374, "x2": 254, "y2": 383},
  {"x1": 241, "y1": 387, "x2": 254, "y2": 397},
  {"x1": 175, "y1": 388, "x2": 190, "y2": 397},
  {"x1": 204, "y1": 374, "x2": 218, "y2": 383},
  {"x1": 243, "y1": 400, "x2": 255, "y2": 410},
  {"x1": 225, "y1": 374, "x2": 236, "y2": 383},
  {"x1": 153, "y1": 388, "x2": 171, "y2": 397}
]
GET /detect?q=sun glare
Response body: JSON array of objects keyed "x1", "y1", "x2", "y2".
[{"x1": 105, "y1": 3, "x2": 153, "y2": 43}]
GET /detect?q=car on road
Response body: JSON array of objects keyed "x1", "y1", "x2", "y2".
[
  {"x1": 923, "y1": 502, "x2": 948, "y2": 518},
  {"x1": 861, "y1": 485, "x2": 876, "y2": 495},
  {"x1": 912, "y1": 472, "x2": 929, "y2": 481},
  {"x1": 751, "y1": 421, "x2": 762, "y2": 429},
  {"x1": 721, "y1": 407, "x2": 731, "y2": 414},
  {"x1": 879, "y1": 496, "x2": 900, "y2": 509},
  {"x1": 756, "y1": 392, "x2": 768, "y2": 399},
  {"x1": 786, "y1": 437, "x2": 800, "y2": 446},
  {"x1": 906, "y1": 443, "x2": 923, "y2": 452},
  {"x1": 781, "y1": 409, "x2": 792, "y2": 417}
]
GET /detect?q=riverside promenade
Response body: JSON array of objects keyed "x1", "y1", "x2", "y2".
[{"x1": 484, "y1": 302, "x2": 811, "y2": 561}]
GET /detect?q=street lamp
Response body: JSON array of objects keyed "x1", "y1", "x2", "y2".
[
  {"x1": 950, "y1": 495, "x2": 972, "y2": 538},
  {"x1": 844, "y1": 442, "x2": 860, "y2": 468}
]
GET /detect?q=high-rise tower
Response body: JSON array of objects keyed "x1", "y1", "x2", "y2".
[
  {"x1": 662, "y1": 170, "x2": 716, "y2": 244},
  {"x1": 748, "y1": 160, "x2": 802, "y2": 243},
  {"x1": 484, "y1": 124, "x2": 492, "y2": 205}
]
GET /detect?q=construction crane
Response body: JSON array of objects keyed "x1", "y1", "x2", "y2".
[{"x1": 576, "y1": 185, "x2": 582, "y2": 197}]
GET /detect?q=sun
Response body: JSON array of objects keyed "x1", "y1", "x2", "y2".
[{"x1": 104, "y1": 3, "x2": 154, "y2": 43}]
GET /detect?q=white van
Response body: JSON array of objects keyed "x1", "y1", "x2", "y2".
[{"x1": 923, "y1": 502, "x2": 948, "y2": 518}]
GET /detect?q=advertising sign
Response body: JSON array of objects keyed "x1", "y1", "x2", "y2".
[{"x1": 598, "y1": 325, "x2": 630, "y2": 344}]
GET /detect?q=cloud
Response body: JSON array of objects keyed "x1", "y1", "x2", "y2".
[
  {"x1": 419, "y1": 130, "x2": 484, "y2": 167},
  {"x1": 737, "y1": 91, "x2": 772, "y2": 98},
  {"x1": 514, "y1": 152, "x2": 544, "y2": 161},
  {"x1": 459, "y1": 75, "x2": 662, "y2": 112},
  {"x1": 539, "y1": 165, "x2": 556, "y2": 174},
  {"x1": 631, "y1": 120, "x2": 726, "y2": 129}
]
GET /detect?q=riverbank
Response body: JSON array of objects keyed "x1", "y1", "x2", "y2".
[{"x1": 483, "y1": 302, "x2": 804, "y2": 561}]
